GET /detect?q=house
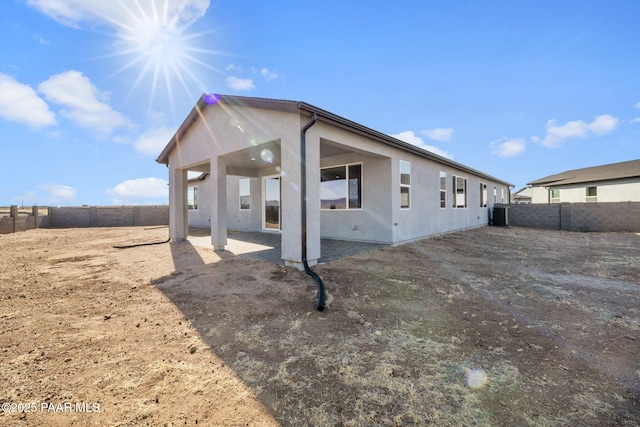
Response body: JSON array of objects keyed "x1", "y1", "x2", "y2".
[
  {"x1": 512, "y1": 187, "x2": 532, "y2": 204},
  {"x1": 156, "y1": 94, "x2": 512, "y2": 270},
  {"x1": 527, "y1": 159, "x2": 640, "y2": 204}
]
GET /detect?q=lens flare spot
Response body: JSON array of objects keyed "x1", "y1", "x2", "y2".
[
  {"x1": 203, "y1": 93, "x2": 221, "y2": 105},
  {"x1": 465, "y1": 368, "x2": 488, "y2": 389},
  {"x1": 260, "y1": 149, "x2": 274, "y2": 163}
]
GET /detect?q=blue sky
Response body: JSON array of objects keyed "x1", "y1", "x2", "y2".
[{"x1": 1, "y1": 0, "x2": 639, "y2": 206}]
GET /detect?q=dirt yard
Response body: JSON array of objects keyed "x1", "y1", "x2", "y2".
[{"x1": 1, "y1": 226, "x2": 638, "y2": 426}]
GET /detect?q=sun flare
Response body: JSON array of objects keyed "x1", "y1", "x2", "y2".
[{"x1": 102, "y1": 0, "x2": 222, "y2": 111}]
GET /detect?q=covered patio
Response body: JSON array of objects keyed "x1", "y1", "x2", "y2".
[{"x1": 187, "y1": 228, "x2": 388, "y2": 266}]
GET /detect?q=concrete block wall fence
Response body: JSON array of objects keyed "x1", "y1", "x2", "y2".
[
  {"x1": 0, "y1": 206, "x2": 47, "y2": 235},
  {"x1": 1, "y1": 205, "x2": 168, "y2": 234},
  {"x1": 48, "y1": 206, "x2": 169, "y2": 228},
  {"x1": 496, "y1": 202, "x2": 640, "y2": 232}
]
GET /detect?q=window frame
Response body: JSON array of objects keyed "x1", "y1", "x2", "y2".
[
  {"x1": 550, "y1": 189, "x2": 560, "y2": 203},
  {"x1": 440, "y1": 171, "x2": 447, "y2": 208},
  {"x1": 187, "y1": 186, "x2": 198, "y2": 211},
  {"x1": 400, "y1": 160, "x2": 411, "y2": 210},
  {"x1": 586, "y1": 186, "x2": 597, "y2": 202},
  {"x1": 320, "y1": 162, "x2": 363, "y2": 211},
  {"x1": 239, "y1": 178, "x2": 250, "y2": 210},
  {"x1": 480, "y1": 183, "x2": 487, "y2": 208},
  {"x1": 452, "y1": 175, "x2": 468, "y2": 209}
]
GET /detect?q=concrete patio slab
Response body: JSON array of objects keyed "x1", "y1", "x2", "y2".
[{"x1": 187, "y1": 229, "x2": 388, "y2": 265}]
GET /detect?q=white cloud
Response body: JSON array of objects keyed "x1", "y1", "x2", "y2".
[
  {"x1": 631, "y1": 117, "x2": 640, "y2": 124},
  {"x1": 27, "y1": 0, "x2": 210, "y2": 32},
  {"x1": 490, "y1": 137, "x2": 526, "y2": 158},
  {"x1": 261, "y1": 68, "x2": 278, "y2": 82},
  {"x1": 40, "y1": 183, "x2": 76, "y2": 204},
  {"x1": 0, "y1": 73, "x2": 56, "y2": 128},
  {"x1": 106, "y1": 177, "x2": 168, "y2": 205},
  {"x1": 38, "y1": 70, "x2": 130, "y2": 134},
  {"x1": 539, "y1": 114, "x2": 619, "y2": 148},
  {"x1": 34, "y1": 34, "x2": 51, "y2": 45},
  {"x1": 390, "y1": 130, "x2": 453, "y2": 159},
  {"x1": 588, "y1": 114, "x2": 618, "y2": 135},
  {"x1": 226, "y1": 64, "x2": 242, "y2": 72},
  {"x1": 134, "y1": 126, "x2": 176, "y2": 156},
  {"x1": 421, "y1": 127, "x2": 454, "y2": 142},
  {"x1": 226, "y1": 76, "x2": 255, "y2": 91},
  {"x1": 635, "y1": 101, "x2": 640, "y2": 109}
]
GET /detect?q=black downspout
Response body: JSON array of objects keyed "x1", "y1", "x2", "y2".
[{"x1": 301, "y1": 112, "x2": 326, "y2": 311}]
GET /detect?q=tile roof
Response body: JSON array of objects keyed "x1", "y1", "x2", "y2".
[{"x1": 528, "y1": 159, "x2": 640, "y2": 186}]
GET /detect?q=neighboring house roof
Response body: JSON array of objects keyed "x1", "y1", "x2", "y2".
[
  {"x1": 157, "y1": 94, "x2": 513, "y2": 187},
  {"x1": 513, "y1": 187, "x2": 532, "y2": 198},
  {"x1": 188, "y1": 173, "x2": 208, "y2": 184},
  {"x1": 527, "y1": 159, "x2": 640, "y2": 187}
]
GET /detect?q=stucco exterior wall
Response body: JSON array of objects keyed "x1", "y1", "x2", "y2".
[
  {"x1": 187, "y1": 180, "x2": 211, "y2": 228},
  {"x1": 311, "y1": 120, "x2": 509, "y2": 244},
  {"x1": 168, "y1": 99, "x2": 511, "y2": 267},
  {"x1": 391, "y1": 153, "x2": 508, "y2": 244},
  {"x1": 182, "y1": 112, "x2": 510, "y2": 245},
  {"x1": 225, "y1": 175, "x2": 263, "y2": 232},
  {"x1": 168, "y1": 105, "x2": 299, "y2": 170},
  {"x1": 319, "y1": 153, "x2": 393, "y2": 243}
]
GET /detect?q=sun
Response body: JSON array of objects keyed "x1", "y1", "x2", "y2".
[{"x1": 101, "y1": 0, "x2": 223, "y2": 112}]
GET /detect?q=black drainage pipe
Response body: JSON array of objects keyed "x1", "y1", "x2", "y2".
[{"x1": 300, "y1": 111, "x2": 326, "y2": 311}]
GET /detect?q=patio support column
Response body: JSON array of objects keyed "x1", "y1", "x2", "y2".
[
  {"x1": 210, "y1": 156, "x2": 227, "y2": 250},
  {"x1": 281, "y1": 129, "x2": 321, "y2": 270},
  {"x1": 169, "y1": 167, "x2": 188, "y2": 241},
  {"x1": 281, "y1": 133, "x2": 302, "y2": 269},
  {"x1": 304, "y1": 130, "x2": 321, "y2": 264}
]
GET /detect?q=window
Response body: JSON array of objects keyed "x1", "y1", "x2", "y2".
[
  {"x1": 493, "y1": 187, "x2": 497, "y2": 203},
  {"x1": 501, "y1": 188, "x2": 505, "y2": 203},
  {"x1": 187, "y1": 186, "x2": 198, "y2": 210},
  {"x1": 452, "y1": 176, "x2": 467, "y2": 208},
  {"x1": 321, "y1": 163, "x2": 362, "y2": 210},
  {"x1": 586, "y1": 186, "x2": 597, "y2": 202},
  {"x1": 239, "y1": 178, "x2": 250, "y2": 210},
  {"x1": 551, "y1": 189, "x2": 560, "y2": 203},
  {"x1": 400, "y1": 161, "x2": 411, "y2": 209},
  {"x1": 440, "y1": 171, "x2": 447, "y2": 208},
  {"x1": 480, "y1": 183, "x2": 487, "y2": 207}
]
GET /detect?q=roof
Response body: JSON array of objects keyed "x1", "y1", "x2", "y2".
[
  {"x1": 513, "y1": 187, "x2": 532, "y2": 198},
  {"x1": 527, "y1": 159, "x2": 640, "y2": 187},
  {"x1": 157, "y1": 94, "x2": 513, "y2": 187}
]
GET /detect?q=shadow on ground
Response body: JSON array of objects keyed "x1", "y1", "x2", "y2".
[{"x1": 155, "y1": 227, "x2": 640, "y2": 426}]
